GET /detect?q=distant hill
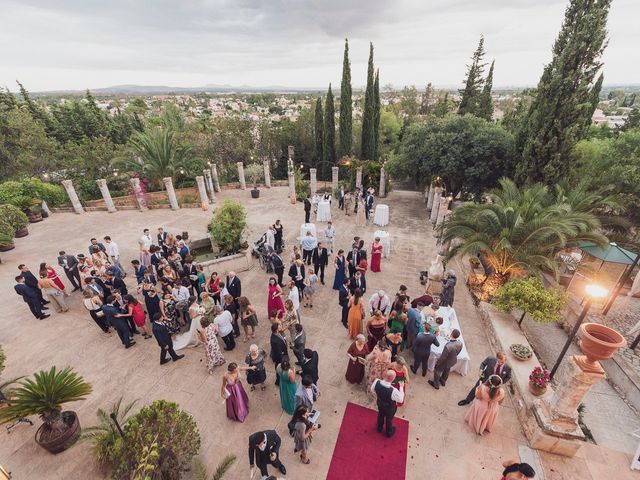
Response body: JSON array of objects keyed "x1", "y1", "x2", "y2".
[{"x1": 36, "y1": 84, "x2": 325, "y2": 95}]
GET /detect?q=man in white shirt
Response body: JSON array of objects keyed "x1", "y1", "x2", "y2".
[
  {"x1": 323, "y1": 221, "x2": 336, "y2": 253},
  {"x1": 368, "y1": 290, "x2": 391, "y2": 316},
  {"x1": 300, "y1": 231, "x2": 318, "y2": 265},
  {"x1": 287, "y1": 281, "x2": 301, "y2": 321},
  {"x1": 371, "y1": 370, "x2": 405, "y2": 438},
  {"x1": 139, "y1": 228, "x2": 153, "y2": 251},
  {"x1": 172, "y1": 282, "x2": 191, "y2": 325},
  {"x1": 103, "y1": 235, "x2": 124, "y2": 272},
  {"x1": 213, "y1": 305, "x2": 236, "y2": 351}
]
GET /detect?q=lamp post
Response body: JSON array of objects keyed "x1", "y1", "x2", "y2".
[{"x1": 549, "y1": 284, "x2": 608, "y2": 380}]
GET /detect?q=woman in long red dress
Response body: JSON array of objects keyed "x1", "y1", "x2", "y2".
[
  {"x1": 124, "y1": 295, "x2": 152, "y2": 339},
  {"x1": 345, "y1": 334, "x2": 369, "y2": 384},
  {"x1": 207, "y1": 272, "x2": 222, "y2": 305},
  {"x1": 267, "y1": 277, "x2": 285, "y2": 318},
  {"x1": 366, "y1": 310, "x2": 388, "y2": 352},
  {"x1": 370, "y1": 238, "x2": 383, "y2": 273},
  {"x1": 40, "y1": 262, "x2": 66, "y2": 292},
  {"x1": 356, "y1": 250, "x2": 368, "y2": 276}
]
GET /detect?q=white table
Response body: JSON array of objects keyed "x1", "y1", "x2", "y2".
[
  {"x1": 373, "y1": 230, "x2": 392, "y2": 258},
  {"x1": 299, "y1": 223, "x2": 317, "y2": 240},
  {"x1": 427, "y1": 306, "x2": 471, "y2": 376},
  {"x1": 374, "y1": 204, "x2": 389, "y2": 227},
  {"x1": 316, "y1": 201, "x2": 331, "y2": 222}
]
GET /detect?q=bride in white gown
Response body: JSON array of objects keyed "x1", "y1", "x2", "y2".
[{"x1": 174, "y1": 297, "x2": 204, "y2": 350}]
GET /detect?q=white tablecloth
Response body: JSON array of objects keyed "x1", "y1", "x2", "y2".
[
  {"x1": 426, "y1": 306, "x2": 471, "y2": 376},
  {"x1": 300, "y1": 223, "x2": 317, "y2": 240},
  {"x1": 374, "y1": 204, "x2": 389, "y2": 227},
  {"x1": 317, "y1": 201, "x2": 331, "y2": 222},
  {"x1": 373, "y1": 230, "x2": 391, "y2": 258}
]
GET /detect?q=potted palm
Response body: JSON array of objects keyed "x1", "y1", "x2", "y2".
[
  {"x1": 0, "y1": 204, "x2": 30, "y2": 237},
  {"x1": 0, "y1": 221, "x2": 15, "y2": 252},
  {"x1": 245, "y1": 163, "x2": 263, "y2": 199},
  {"x1": 0, "y1": 366, "x2": 92, "y2": 454}
]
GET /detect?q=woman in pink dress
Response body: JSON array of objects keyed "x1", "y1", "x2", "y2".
[
  {"x1": 221, "y1": 362, "x2": 250, "y2": 422},
  {"x1": 40, "y1": 262, "x2": 65, "y2": 292},
  {"x1": 370, "y1": 238, "x2": 383, "y2": 273},
  {"x1": 267, "y1": 277, "x2": 285, "y2": 318},
  {"x1": 464, "y1": 375, "x2": 505, "y2": 435}
]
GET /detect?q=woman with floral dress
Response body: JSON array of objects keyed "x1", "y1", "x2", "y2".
[
  {"x1": 160, "y1": 292, "x2": 181, "y2": 334},
  {"x1": 198, "y1": 317, "x2": 225, "y2": 374}
]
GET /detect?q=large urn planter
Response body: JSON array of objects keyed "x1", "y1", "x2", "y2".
[
  {"x1": 35, "y1": 411, "x2": 81, "y2": 454},
  {"x1": 15, "y1": 226, "x2": 29, "y2": 238},
  {"x1": 578, "y1": 323, "x2": 627, "y2": 371},
  {"x1": 251, "y1": 187, "x2": 260, "y2": 199}
]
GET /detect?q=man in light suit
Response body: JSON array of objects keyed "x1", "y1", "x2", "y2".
[
  {"x1": 349, "y1": 271, "x2": 366, "y2": 295},
  {"x1": 429, "y1": 329, "x2": 462, "y2": 389},
  {"x1": 458, "y1": 352, "x2": 511, "y2": 405},
  {"x1": 57, "y1": 250, "x2": 81, "y2": 291},
  {"x1": 365, "y1": 192, "x2": 374, "y2": 220}
]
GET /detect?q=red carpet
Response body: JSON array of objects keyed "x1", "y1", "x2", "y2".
[{"x1": 327, "y1": 402, "x2": 409, "y2": 480}]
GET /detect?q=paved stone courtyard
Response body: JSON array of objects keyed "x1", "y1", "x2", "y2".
[{"x1": 1, "y1": 186, "x2": 639, "y2": 479}]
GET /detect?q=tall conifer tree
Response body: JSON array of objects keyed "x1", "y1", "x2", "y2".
[
  {"x1": 314, "y1": 97, "x2": 324, "y2": 166},
  {"x1": 515, "y1": 0, "x2": 611, "y2": 184},
  {"x1": 458, "y1": 35, "x2": 487, "y2": 116},
  {"x1": 361, "y1": 42, "x2": 376, "y2": 160},
  {"x1": 372, "y1": 69, "x2": 381, "y2": 161},
  {"x1": 478, "y1": 60, "x2": 495, "y2": 121},
  {"x1": 323, "y1": 84, "x2": 337, "y2": 172},
  {"x1": 339, "y1": 38, "x2": 353, "y2": 158}
]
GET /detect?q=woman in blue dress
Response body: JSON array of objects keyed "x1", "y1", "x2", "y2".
[{"x1": 333, "y1": 249, "x2": 346, "y2": 290}]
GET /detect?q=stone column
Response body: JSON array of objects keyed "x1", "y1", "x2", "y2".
[
  {"x1": 195, "y1": 176, "x2": 209, "y2": 211},
  {"x1": 332, "y1": 166, "x2": 339, "y2": 191},
  {"x1": 435, "y1": 196, "x2": 449, "y2": 230},
  {"x1": 355, "y1": 167, "x2": 363, "y2": 189},
  {"x1": 550, "y1": 356, "x2": 606, "y2": 421},
  {"x1": 237, "y1": 162, "x2": 246, "y2": 190},
  {"x1": 310, "y1": 168, "x2": 318, "y2": 195},
  {"x1": 263, "y1": 159, "x2": 271, "y2": 188},
  {"x1": 203, "y1": 170, "x2": 215, "y2": 203},
  {"x1": 129, "y1": 178, "x2": 148, "y2": 211},
  {"x1": 61, "y1": 180, "x2": 84, "y2": 214},
  {"x1": 96, "y1": 179, "x2": 117, "y2": 213},
  {"x1": 288, "y1": 171, "x2": 296, "y2": 204},
  {"x1": 430, "y1": 187, "x2": 442, "y2": 223},
  {"x1": 379, "y1": 167, "x2": 386, "y2": 197},
  {"x1": 427, "y1": 184, "x2": 436, "y2": 211},
  {"x1": 163, "y1": 177, "x2": 180, "y2": 210},
  {"x1": 210, "y1": 164, "x2": 220, "y2": 192}
]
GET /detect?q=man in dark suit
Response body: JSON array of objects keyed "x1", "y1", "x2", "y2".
[
  {"x1": 300, "y1": 348, "x2": 319, "y2": 385},
  {"x1": 151, "y1": 313, "x2": 184, "y2": 364},
  {"x1": 102, "y1": 296, "x2": 135, "y2": 348},
  {"x1": 458, "y1": 352, "x2": 511, "y2": 405},
  {"x1": 271, "y1": 250, "x2": 285, "y2": 287},
  {"x1": 149, "y1": 245, "x2": 163, "y2": 276},
  {"x1": 429, "y1": 329, "x2": 462, "y2": 389},
  {"x1": 57, "y1": 251, "x2": 81, "y2": 291},
  {"x1": 157, "y1": 227, "x2": 168, "y2": 255},
  {"x1": 105, "y1": 270, "x2": 128, "y2": 296},
  {"x1": 288, "y1": 259, "x2": 305, "y2": 296},
  {"x1": 226, "y1": 271, "x2": 242, "y2": 305},
  {"x1": 346, "y1": 243, "x2": 361, "y2": 278},
  {"x1": 88, "y1": 237, "x2": 106, "y2": 255},
  {"x1": 371, "y1": 369, "x2": 404, "y2": 438},
  {"x1": 270, "y1": 323, "x2": 288, "y2": 385},
  {"x1": 365, "y1": 192, "x2": 374, "y2": 220},
  {"x1": 410, "y1": 329, "x2": 440, "y2": 377},
  {"x1": 311, "y1": 241, "x2": 329, "y2": 285},
  {"x1": 14, "y1": 275, "x2": 49, "y2": 319},
  {"x1": 292, "y1": 324, "x2": 306, "y2": 365},
  {"x1": 338, "y1": 187, "x2": 345, "y2": 210},
  {"x1": 248, "y1": 430, "x2": 286, "y2": 477},
  {"x1": 18, "y1": 264, "x2": 48, "y2": 308},
  {"x1": 183, "y1": 257, "x2": 199, "y2": 292},
  {"x1": 303, "y1": 195, "x2": 311, "y2": 223},
  {"x1": 349, "y1": 271, "x2": 366, "y2": 295},
  {"x1": 339, "y1": 277, "x2": 350, "y2": 328}
]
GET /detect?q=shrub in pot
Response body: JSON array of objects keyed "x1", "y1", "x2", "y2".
[
  {"x1": 0, "y1": 221, "x2": 15, "y2": 252},
  {"x1": 0, "y1": 366, "x2": 92, "y2": 453},
  {"x1": 529, "y1": 366, "x2": 550, "y2": 396},
  {"x1": 0, "y1": 204, "x2": 29, "y2": 237},
  {"x1": 209, "y1": 200, "x2": 247, "y2": 255},
  {"x1": 245, "y1": 163, "x2": 263, "y2": 198}
]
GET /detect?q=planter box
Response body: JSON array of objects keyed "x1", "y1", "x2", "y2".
[{"x1": 199, "y1": 251, "x2": 251, "y2": 274}]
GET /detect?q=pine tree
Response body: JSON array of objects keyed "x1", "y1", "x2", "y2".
[
  {"x1": 515, "y1": 0, "x2": 611, "y2": 184},
  {"x1": 323, "y1": 84, "x2": 337, "y2": 171},
  {"x1": 434, "y1": 92, "x2": 450, "y2": 118},
  {"x1": 361, "y1": 42, "x2": 376, "y2": 160},
  {"x1": 314, "y1": 97, "x2": 324, "y2": 166},
  {"x1": 339, "y1": 38, "x2": 353, "y2": 158},
  {"x1": 420, "y1": 83, "x2": 434, "y2": 115},
  {"x1": 372, "y1": 69, "x2": 381, "y2": 161},
  {"x1": 458, "y1": 35, "x2": 487, "y2": 116},
  {"x1": 478, "y1": 60, "x2": 495, "y2": 121}
]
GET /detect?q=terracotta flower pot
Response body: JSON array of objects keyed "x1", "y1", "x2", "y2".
[
  {"x1": 529, "y1": 381, "x2": 547, "y2": 396},
  {"x1": 579, "y1": 323, "x2": 627, "y2": 366}
]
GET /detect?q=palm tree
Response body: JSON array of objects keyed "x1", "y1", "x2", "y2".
[
  {"x1": 442, "y1": 178, "x2": 608, "y2": 292},
  {"x1": 112, "y1": 128, "x2": 195, "y2": 189},
  {"x1": 193, "y1": 455, "x2": 237, "y2": 480}
]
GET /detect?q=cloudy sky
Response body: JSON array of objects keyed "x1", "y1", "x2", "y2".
[{"x1": 1, "y1": 0, "x2": 638, "y2": 92}]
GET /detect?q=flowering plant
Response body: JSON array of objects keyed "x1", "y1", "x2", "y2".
[{"x1": 529, "y1": 366, "x2": 550, "y2": 389}]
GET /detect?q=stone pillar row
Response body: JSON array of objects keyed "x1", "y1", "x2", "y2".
[
  {"x1": 237, "y1": 162, "x2": 246, "y2": 190},
  {"x1": 288, "y1": 170, "x2": 296, "y2": 204},
  {"x1": 263, "y1": 159, "x2": 271, "y2": 188},
  {"x1": 427, "y1": 184, "x2": 436, "y2": 211},
  {"x1": 310, "y1": 168, "x2": 317, "y2": 196},
  {"x1": 129, "y1": 178, "x2": 148, "y2": 211},
  {"x1": 195, "y1": 176, "x2": 209, "y2": 210},
  {"x1": 96, "y1": 179, "x2": 116, "y2": 213},
  {"x1": 61, "y1": 180, "x2": 84, "y2": 214},
  {"x1": 332, "y1": 166, "x2": 339, "y2": 192},
  {"x1": 163, "y1": 177, "x2": 180, "y2": 210},
  {"x1": 210, "y1": 163, "x2": 221, "y2": 192},
  {"x1": 430, "y1": 187, "x2": 442, "y2": 224},
  {"x1": 379, "y1": 167, "x2": 386, "y2": 197},
  {"x1": 203, "y1": 169, "x2": 216, "y2": 203},
  {"x1": 355, "y1": 167, "x2": 363, "y2": 189}
]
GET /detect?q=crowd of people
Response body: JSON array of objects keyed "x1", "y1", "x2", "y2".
[{"x1": 11, "y1": 189, "x2": 534, "y2": 480}]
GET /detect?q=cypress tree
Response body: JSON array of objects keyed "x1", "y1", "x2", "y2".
[
  {"x1": 420, "y1": 83, "x2": 434, "y2": 115},
  {"x1": 323, "y1": 84, "x2": 337, "y2": 172},
  {"x1": 457, "y1": 35, "x2": 486, "y2": 116},
  {"x1": 515, "y1": 0, "x2": 611, "y2": 184},
  {"x1": 372, "y1": 69, "x2": 381, "y2": 161},
  {"x1": 314, "y1": 97, "x2": 324, "y2": 166},
  {"x1": 339, "y1": 38, "x2": 353, "y2": 158},
  {"x1": 478, "y1": 60, "x2": 495, "y2": 121},
  {"x1": 361, "y1": 42, "x2": 375, "y2": 160}
]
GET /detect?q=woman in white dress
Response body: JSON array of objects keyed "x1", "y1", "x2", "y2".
[{"x1": 174, "y1": 296, "x2": 204, "y2": 350}]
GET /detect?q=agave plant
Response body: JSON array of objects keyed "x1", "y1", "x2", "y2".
[
  {"x1": 0, "y1": 366, "x2": 92, "y2": 432},
  {"x1": 82, "y1": 397, "x2": 139, "y2": 467}
]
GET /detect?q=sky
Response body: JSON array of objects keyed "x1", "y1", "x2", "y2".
[{"x1": 1, "y1": 0, "x2": 638, "y2": 92}]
